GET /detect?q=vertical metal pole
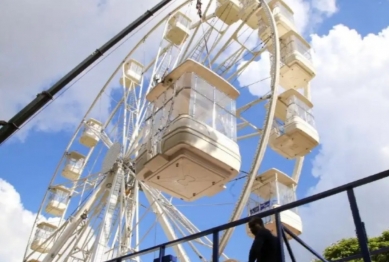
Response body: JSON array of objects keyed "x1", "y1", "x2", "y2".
[
  {"x1": 158, "y1": 246, "x2": 166, "y2": 262},
  {"x1": 275, "y1": 212, "x2": 285, "y2": 262},
  {"x1": 281, "y1": 226, "x2": 296, "y2": 262},
  {"x1": 347, "y1": 189, "x2": 372, "y2": 262},
  {"x1": 213, "y1": 231, "x2": 219, "y2": 262}
]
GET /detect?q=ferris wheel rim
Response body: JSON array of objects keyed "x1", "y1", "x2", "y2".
[
  {"x1": 217, "y1": 0, "x2": 282, "y2": 253},
  {"x1": 23, "y1": 0, "x2": 302, "y2": 261}
]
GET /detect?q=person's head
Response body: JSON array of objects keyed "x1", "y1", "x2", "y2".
[{"x1": 248, "y1": 217, "x2": 264, "y2": 235}]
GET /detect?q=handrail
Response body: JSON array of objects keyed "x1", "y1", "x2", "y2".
[{"x1": 106, "y1": 168, "x2": 389, "y2": 261}]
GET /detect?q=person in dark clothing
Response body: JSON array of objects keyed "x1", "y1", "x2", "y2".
[{"x1": 248, "y1": 217, "x2": 281, "y2": 262}]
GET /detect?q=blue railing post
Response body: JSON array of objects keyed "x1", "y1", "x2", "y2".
[
  {"x1": 213, "y1": 231, "x2": 219, "y2": 262},
  {"x1": 158, "y1": 245, "x2": 166, "y2": 262},
  {"x1": 281, "y1": 225, "x2": 296, "y2": 262},
  {"x1": 347, "y1": 189, "x2": 372, "y2": 262},
  {"x1": 275, "y1": 212, "x2": 285, "y2": 262}
]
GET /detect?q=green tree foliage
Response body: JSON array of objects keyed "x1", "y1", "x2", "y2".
[{"x1": 314, "y1": 230, "x2": 389, "y2": 262}]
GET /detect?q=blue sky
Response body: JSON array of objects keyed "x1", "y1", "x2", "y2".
[
  {"x1": 1, "y1": 0, "x2": 389, "y2": 261},
  {"x1": 318, "y1": 0, "x2": 389, "y2": 36}
]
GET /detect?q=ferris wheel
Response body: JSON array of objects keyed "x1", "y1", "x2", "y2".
[{"x1": 23, "y1": 0, "x2": 319, "y2": 261}]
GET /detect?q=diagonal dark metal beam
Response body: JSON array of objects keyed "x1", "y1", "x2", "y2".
[{"x1": 0, "y1": 0, "x2": 173, "y2": 144}]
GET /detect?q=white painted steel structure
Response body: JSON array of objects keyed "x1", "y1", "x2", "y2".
[{"x1": 24, "y1": 0, "x2": 318, "y2": 261}]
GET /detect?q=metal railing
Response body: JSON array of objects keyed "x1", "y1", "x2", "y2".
[{"x1": 105, "y1": 169, "x2": 389, "y2": 262}]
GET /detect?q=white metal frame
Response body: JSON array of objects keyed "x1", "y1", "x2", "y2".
[{"x1": 23, "y1": 0, "x2": 312, "y2": 261}]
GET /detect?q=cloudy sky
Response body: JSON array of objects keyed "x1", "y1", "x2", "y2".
[{"x1": 1, "y1": 0, "x2": 389, "y2": 261}]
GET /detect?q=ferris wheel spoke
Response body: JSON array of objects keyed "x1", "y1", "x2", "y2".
[
  {"x1": 59, "y1": 224, "x2": 89, "y2": 260},
  {"x1": 207, "y1": 25, "x2": 257, "y2": 67},
  {"x1": 142, "y1": 186, "x2": 190, "y2": 262},
  {"x1": 237, "y1": 94, "x2": 272, "y2": 115},
  {"x1": 142, "y1": 185, "x2": 230, "y2": 261},
  {"x1": 237, "y1": 115, "x2": 263, "y2": 132},
  {"x1": 39, "y1": 181, "x2": 106, "y2": 262},
  {"x1": 292, "y1": 156, "x2": 304, "y2": 185},
  {"x1": 237, "y1": 131, "x2": 261, "y2": 141},
  {"x1": 181, "y1": 0, "x2": 216, "y2": 60},
  {"x1": 215, "y1": 36, "x2": 269, "y2": 81},
  {"x1": 99, "y1": 131, "x2": 114, "y2": 148},
  {"x1": 237, "y1": 121, "x2": 249, "y2": 130},
  {"x1": 64, "y1": 192, "x2": 108, "y2": 260},
  {"x1": 61, "y1": 173, "x2": 129, "y2": 261},
  {"x1": 162, "y1": 212, "x2": 208, "y2": 262},
  {"x1": 148, "y1": 187, "x2": 226, "y2": 251},
  {"x1": 215, "y1": 47, "x2": 246, "y2": 76},
  {"x1": 66, "y1": 225, "x2": 93, "y2": 260},
  {"x1": 226, "y1": 49, "x2": 266, "y2": 82}
]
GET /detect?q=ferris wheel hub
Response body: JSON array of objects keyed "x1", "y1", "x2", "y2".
[{"x1": 102, "y1": 142, "x2": 122, "y2": 173}]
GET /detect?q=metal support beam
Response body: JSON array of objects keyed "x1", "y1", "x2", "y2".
[
  {"x1": 275, "y1": 213, "x2": 285, "y2": 262},
  {"x1": 283, "y1": 226, "x2": 329, "y2": 262},
  {"x1": 158, "y1": 246, "x2": 166, "y2": 262},
  {"x1": 143, "y1": 188, "x2": 190, "y2": 262},
  {"x1": 0, "y1": 0, "x2": 174, "y2": 144},
  {"x1": 281, "y1": 227, "x2": 296, "y2": 262},
  {"x1": 347, "y1": 189, "x2": 372, "y2": 262},
  {"x1": 212, "y1": 232, "x2": 219, "y2": 262}
]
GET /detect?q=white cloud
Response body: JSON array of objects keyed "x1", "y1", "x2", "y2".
[
  {"x1": 0, "y1": 0, "x2": 335, "y2": 143},
  {"x1": 284, "y1": 0, "x2": 312, "y2": 33},
  {"x1": 283, "y1": 0, "x2": 338, "y2": 34},
  {"x1": 0, "y1": 179, "x2": 36, "y2": 262},
  {"x1": 0, "y1": 176, "x2": 100, "y2": 262},
  {"x1": 237, "y1": 20, "x2": 389, "y2": 262},
  {"x1": 237, "y1": 52, "x2": 271, "y2": 96},
  {"x1": 291, "y1": 24, "x2": 389, "y2": 260},
  {"x1": 312, "y1": 0, "x2": 338, "y2": 16},
  {"x1": 0, "y1": 0, "x2": 175, "y2": 141},
  {"x1": 1, "y1": 0, "x2": 233, "y2": 142},
  {"x1": 237, "y1": 22, "x2": 389, "y2": 261}
]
